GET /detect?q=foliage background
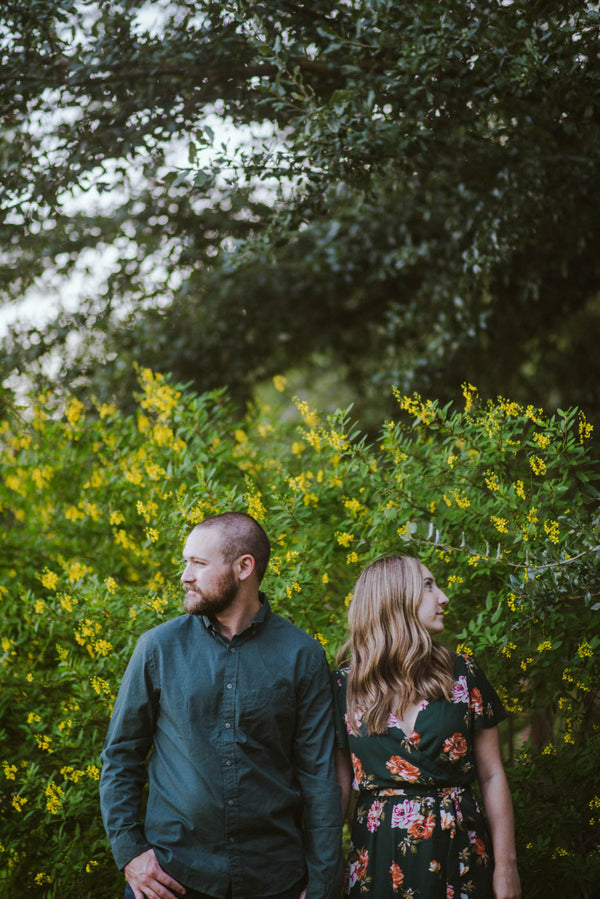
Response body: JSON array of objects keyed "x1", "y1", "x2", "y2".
[
  {"x1": 1, "y1": 372, "x2": 599, "y2": 897},
  {"x1": 1, "y1": 0, "x2": 600, "y2": 426}
]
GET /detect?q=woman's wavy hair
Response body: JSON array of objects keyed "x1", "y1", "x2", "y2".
[{"x1": 337, "y1": 556, "x2": 455, "y2": 736}]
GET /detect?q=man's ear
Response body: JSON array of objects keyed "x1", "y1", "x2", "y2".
[{"x1": 236, "y1": 553, "x2": 256, "y2": 582}]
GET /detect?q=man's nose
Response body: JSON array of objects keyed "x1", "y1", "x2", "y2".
[{"x1": 181, "y1": 563, "x2": 193, "y2": 584}]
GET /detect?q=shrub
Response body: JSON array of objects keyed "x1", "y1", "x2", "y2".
[{"x1": 0, "y1": 374, "x2": 598, "y2": 896}]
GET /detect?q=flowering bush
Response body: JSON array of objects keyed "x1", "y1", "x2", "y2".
[{"x1": 1, "y1": 373, "x2": 598, "y2": 896}]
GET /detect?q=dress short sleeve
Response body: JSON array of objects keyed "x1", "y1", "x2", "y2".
[
  {"x1": 460, "y1": 653, "x2": 507, "y2": 730},
  {"x1": 330, "y1": 668, "x2": 350, "y2": 750}
]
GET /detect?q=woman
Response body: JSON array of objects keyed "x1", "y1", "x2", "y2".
[{"x1": 333, "y1": 556, "x2": 520, "y2": 899}]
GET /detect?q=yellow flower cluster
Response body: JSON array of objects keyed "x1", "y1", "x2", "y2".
[
  {"x1": 336, "y1": 532, "x2": 354, "y2": 547},
  {"x1": 529, "y1": 455, "x2": 546, "y2": 476},
  {"x1": 491, "y1": 516, "x2": 508, "y2": 534},
  {"x1": 543, "y1": 520, "x2": 560, "y2": 544},
  {"x1": 579, "y1": 414, "x2": 593, "y2": 443},
  {"x1": 578, "y1": 641, "x2": 594, "y2": 658},
  {"x1": 44, "y1": 782, "x2": 65, "y2": 814},
  {"x1": 484, "y1": 470, "x2": 500, "y2": 492},
  {"x1": 393, "y1": 389, "x2": 437, "y2": 425},
  {"x1": 138, "y1": 368, "x2": 181, "y2": 419}
]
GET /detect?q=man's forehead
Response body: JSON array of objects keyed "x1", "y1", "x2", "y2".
[{"x1": 183, "y1": 525, "x2": 224, "y2": 556}]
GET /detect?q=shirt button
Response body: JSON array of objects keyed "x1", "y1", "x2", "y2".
[
  {"x1": 229, "y1": 837, "x2": 235, "y2": 843},
  {"x1": 229, "y1": 647, "x2": 236, "y2": 653},
  {"x1": 226, "y1": 683, "x2": 233, "y2": 689},
  {"x1": 228, "y1": 800, "x2": 234, "y2": 806},
  {"x1": 225, "y1": 760, "x2": 232, "y2": 767},
  {"x1": 225, "y1": 722, "x2": 231, "y2": 729}
]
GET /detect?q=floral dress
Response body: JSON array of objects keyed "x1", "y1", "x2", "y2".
[{"x1": 332, "y1": 654, "x2": 506, "y2": 899}]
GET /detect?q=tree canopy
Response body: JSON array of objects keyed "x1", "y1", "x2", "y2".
[{"x1": 1, "y1": 0, "x2": 600, "y2": 421}]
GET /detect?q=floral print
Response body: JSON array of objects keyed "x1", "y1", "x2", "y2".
[{"x1": 333, "y1": 654, "x2": 506, "y2": 898}]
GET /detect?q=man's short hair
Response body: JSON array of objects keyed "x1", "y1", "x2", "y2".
[{"x1": 193, "y1": 512, "x2": 271, "y2": 584}]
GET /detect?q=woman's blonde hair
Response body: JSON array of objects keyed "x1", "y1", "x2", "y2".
[{"x1": 337, "y1": 556, "x2": 454, "y2": 736}]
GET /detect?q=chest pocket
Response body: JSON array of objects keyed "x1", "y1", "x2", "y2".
[{"x1": 238, "y1": 682, "x2": 297, "y2": 744}]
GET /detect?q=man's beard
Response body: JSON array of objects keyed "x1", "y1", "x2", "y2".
[{"x1": 183, "y1": 567, "x2": 239, "y2": 617}]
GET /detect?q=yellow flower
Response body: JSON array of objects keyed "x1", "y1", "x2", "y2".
[
  {"x1": 35, "y1": 873, "x2": 51, "y2": 885},
  {"x1": 537, "y1": 640, "x2": 552, "y2": 652},
  {"x1": 579, "y1": 415, "x2": 593, "y2": 442},
  {"x1": 109, "y1": 510, "x2": 125, "y2": 526},
  {"x1": 104, "y1": 577, "x2": 117, "y2": 594},
  {"x1": 543, "y1": 520, "x2": 560, "y2": 544},
  {"x1": 44, "y1": 782, "x2": 65, "y2": 814},
  {"x1": 484, "y1": 470, "x2": 500, "y2": 492},
  {"x1": 273, "y1": 375, "x2": 288, "y2": 392},
  {"x1": 40, "y1": 569, "x2": 59, "y2": 591},
  {"x1": 533, "y1": 432, "x2": 551, "y2": 449},
  {"x1": 12, "y1": 794, "x2": 28, "y2": 812},
  {"x1": 513, "y1": 480, "x2": 526, "y2": 500},
  {"x1": 346, "y1": 551, "x2": 359, "y2": 564},
  {"x1": 530, "y1": 456, "x2": 546, "y2": 476},
  {"x1": 578, "y1": 641, "x2": 593, "y2": 659},
  {"x1": 86, "y1": 765, "x2": 101, "y2": 781},
  {"x1": 2, "y1": 762, "x2": 17, "y2": 780},
  {"x1": 336, "y1": 532, "x2": 354, "y2": 547},
  {"x1": 65, "y1": 397, "x2": 85, "y2": 427},
  {"x1": 491, "y1": 516, "x2": 508, "y2": 534},
  {"x1": 322, "y1": 573, "x2": 329, "y2": 584}
]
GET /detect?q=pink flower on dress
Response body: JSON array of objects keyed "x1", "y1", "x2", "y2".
[
  {"x1": 391, "y1": 799, "x2": 421, "y2": 829},
  {"x1": 446, "y1": 886, "x2": 454, "y2": 899},
  {"x1": 367, "y1": 799, "x2": 384, "y2": 832},
  {"x1": 452, "y1": 675, "x2": 469, "y2": 704}
]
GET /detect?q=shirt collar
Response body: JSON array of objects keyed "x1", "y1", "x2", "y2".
[{"x1": 200, "y1": 592, "x2": 271, "y2": 639}]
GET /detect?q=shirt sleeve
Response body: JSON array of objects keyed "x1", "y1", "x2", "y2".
[
  {"x1": 330, "y1": 668, "x2": 350, "y2": 750},
  {"x1": 464, "y1": 654, "x2": 507, "y2": 730},
  {"x1": 293, "y1": 648, "x2": 343, "y2": 899},
  {"x1": 99, "y1": 633, "x2": 159, "y2": 869}
]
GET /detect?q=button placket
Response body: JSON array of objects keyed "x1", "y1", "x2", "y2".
[{"x1": 222, "y1": 639, "x2": 239, "y2": 846}]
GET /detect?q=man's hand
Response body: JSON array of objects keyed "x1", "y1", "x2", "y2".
[{"x1": 124, "y1": 849, "x2": 186, "y2": 899}]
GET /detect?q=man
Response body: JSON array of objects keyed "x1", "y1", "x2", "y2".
[{"x1": 100, "y1": 512, "x2": 342, "y2": 899}]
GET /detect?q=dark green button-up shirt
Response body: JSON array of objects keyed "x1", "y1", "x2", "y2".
[{"x1": 100, "y1": 596, "x2": 341, "y2": 899}]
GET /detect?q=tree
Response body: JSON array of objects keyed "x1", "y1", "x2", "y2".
[{"x1": 1, "y1": 0, "x2": 600, "y2": 422}]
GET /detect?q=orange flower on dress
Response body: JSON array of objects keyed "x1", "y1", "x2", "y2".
[
  {"x1": 356, "y1": 848, "x2": 369, "y2": 881},
  {"x1": 475, "y1": 836, "x2": 487, "y2": 858},
  {"x1": 470, "y1": 687, "x2": 483, "y2": 716},
  {"x1": 390, "y1": 861, "x2": 404, "y2": 891},
  {"x1": 408, "y1": 814, "x2": 435, "y2": 840},
  {"x1": 351, "y1": 753, "x2": 364, "y2": 785},
  {"x1": 385, "y1": 755, "x2": 421, "y2": 781},
  {"x1": 443, "y1": 732, "x2": 468, "y2": 761}
]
